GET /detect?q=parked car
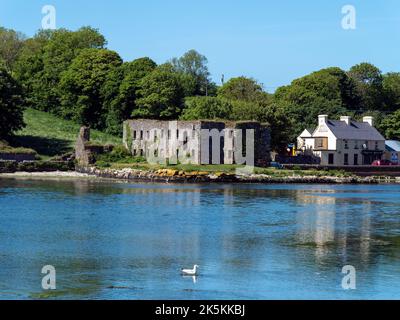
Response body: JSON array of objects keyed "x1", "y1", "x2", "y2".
[
  {"x1": 270, "y1": 161, "x2": 284, "y2": 169},
  {"x1": 372, "y1": 159, "x2": 395, "y2": 166}
]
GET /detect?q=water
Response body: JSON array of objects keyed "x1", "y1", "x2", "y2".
[{"x1": 0, "y1": 178, "x2": 400, "y2": 300}]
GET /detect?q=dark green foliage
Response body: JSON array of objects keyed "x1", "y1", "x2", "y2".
[
  {"x1": 133, "y1": 64, "x2": 184, "y2": 119},
  {"x1": 14, "y1": 27, "x2": 106, "y2": 113},
  {"x1": 0, "y1": 68, "x2": 25, "y2": 138},
  {"x1": 274, "y1": 67, "x2": 359, "y2": 140},
  {"x1": 380, "y1": 110, "x2": 400, "y2": 140},
  {"x1": 348, "y1": 62, "x2": 385, "y2": 112},
  {"x1": 180, "y1": 96, "x2": 232, "y2": 120},
  {"x1": 59, "y1": 48, "x2": 122, "y2": 129},
  {"x1": 171, "y1": 50, "x2": 212, "y2": 96},
  {"x1": 102, "y1": 57, "x2": 157, "y2": 135}
]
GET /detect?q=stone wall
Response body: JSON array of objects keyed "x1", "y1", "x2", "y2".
[
  {"x1": 123, "y1": 119, "x2": 271, "y2": 166},
  {"x1": 75, "y1": 126, "x2": 113, "y2": 166}
]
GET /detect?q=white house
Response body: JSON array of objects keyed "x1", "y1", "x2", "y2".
[{"x1": 297, "y1": 115, "x2": 385, "y2": 166}]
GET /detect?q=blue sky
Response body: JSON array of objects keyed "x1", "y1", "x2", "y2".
[{"x1": 1, "y1": 0, "x2": 399, "y2": 91}]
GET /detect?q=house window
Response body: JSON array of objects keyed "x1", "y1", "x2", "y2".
[
  {"x1": 133, "y1": 149, "x2": 137, "y2": 156},
  {"x1": 154, "y1": 131, "x2": 157, "y2": 142},
  {"x1": 168, "y1": 130, "x2": 171, "y2": 139},
  {"x1": 328, "y1": 153, "x2": 334, "y2": 165},
  {"x1": 354, "y1": 154, "x2": 358, "y2": 165},
  {"x1": 183, "y1": 131, "x2": 188, "y2": 145},
  {"x1": 154, "y1": 149, "x2": 158, "y2": 157},
  {"x1": 176, "y1": 130, "x2": 179, "y2": 139},
  {"x1": 140, "y1": 149, "x2": 144, "y2": 156},
  {"x1": 316, "y1": 138, "x2": 324, "y2": 148},
  {"x1": 140, "y1": 130, "x2": 143, "y2": 140},
  {"x1": 344, "y1": 153, "x2": 349, "y2": 165},
  {"x1": 344, "y1": 140, "x2": 349, "y2": 149},
  {"x1": 133, "y1": 130, "x2": 137, "y2": 140}
]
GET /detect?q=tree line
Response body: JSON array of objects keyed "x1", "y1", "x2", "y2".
[{"x1": 1, "y1": 26, "x2": 400, "y2": 151}]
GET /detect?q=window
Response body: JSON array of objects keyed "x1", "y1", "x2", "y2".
[
  {"x1": 133, "y1": 149, "x2": 137, "y2": 156},
  {"x1": 154, "y1": 131, "x2": 157, "y2": 142},
  {"x1": 328, "y1": 153, "x2": 334, "y2": 165},
  {"x1": 140, "y1": 149, "x2": 144, "y2": 156},
  {"x1": 354, "y1": 154, "x2": 358, "y2": 165},
  {"x1": 344, "y1": 153, "x2": 349, "y2": 165},
  {"x1": 344, "y1": 140, "x2": 349, "y2": 149},
  {"x1": 375, "y1": 141, "x2": 379, "y2": 150},
  {"x1": 168, "y1": 130, "x2": 171, "y2": 139},
  {"x1": 183, "y1": 132, "x2": 188, "y2": 145},
  {"x1": 154, "y1": 149, "x2": 158, "y2": 157},
  {"x1": 140, "y1": 130, "x2": 143, "y2": 140},
  {"x1": 316, "y1": 138, "x2": 324, "y2": 148},
  {"x1": 133, "y1": 131, "x2": 137, "y2": 140},
  {"x1": 176, "y1": 130, "x2": 179, "y2": 139}
]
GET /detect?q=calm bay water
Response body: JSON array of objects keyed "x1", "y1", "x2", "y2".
[{"x1": 0, "y1": 178, "x2": 400, "y2": 300}]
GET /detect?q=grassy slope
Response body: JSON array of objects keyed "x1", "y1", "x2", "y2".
[{"x1": 12, "y1": 108, "x2": 121, "y2": 159}]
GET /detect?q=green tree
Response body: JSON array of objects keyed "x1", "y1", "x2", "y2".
[
  {"x1": 380, "y1": 110, "x2": 400, "y2": 140},
  {"x1": 0, "y1": 27, "x2": 26, "y2": 72},
  {"x1": 348, "y1": 62, "x2": 384, "y2": 111},
  {"x1": 274, "y1": 67, "x2": 359, "y2": 139},
  {"x1": 218, "y1": 77, "x2": 268, "y2": 102},
  {"x1": 59, "y1": 48, "x2": 122, "y2": 128},
  {"x1": 133, "y1": 64, "x2": 184, "y2": 119},
  {"x1": 0, "y1": 68, "x2": 25, "y2": 138},
  {"x1": 180, "y1": 96, "x2": 232, "y2": 120},
  {"x1": 102, "y1": 57, "x2": 157, "y2": 135},
  {"x1": 14, "y1": 27, "x2": 106, "y2": 112},
  {"x1": 171, "y1": 50, "x2": 211, "y2": 96},
  {"x1": 383, "y1": 72, "x2": 400, "y2": 111}
]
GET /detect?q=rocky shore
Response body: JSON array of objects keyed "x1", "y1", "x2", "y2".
[{"x1": 75, "y1": 166, "x2": 399, "y2": 184}]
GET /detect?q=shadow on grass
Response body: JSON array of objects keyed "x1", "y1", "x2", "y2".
[{"x1": 10, "y1": 135, "x2": 73, "y2": 157}]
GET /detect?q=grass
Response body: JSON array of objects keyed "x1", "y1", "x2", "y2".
[{"x1": 10, "y1": 108, "x2": 120, "y2": 159}]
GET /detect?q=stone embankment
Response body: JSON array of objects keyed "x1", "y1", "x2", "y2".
[{"x1": 76, "y1": 166, "x2": 399, "y2": 184}]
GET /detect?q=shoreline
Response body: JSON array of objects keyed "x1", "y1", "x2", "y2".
[{"x1": 1, "y1": 167, "x2": 399, "y2": 184}]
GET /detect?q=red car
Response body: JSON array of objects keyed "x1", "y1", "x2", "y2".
[{"x1": 372, "y1": 159, "x2": 395, "y2": 166}]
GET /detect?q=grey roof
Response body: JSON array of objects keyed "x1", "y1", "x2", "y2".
[
  {"x1": 325, "y1": 120, "x2": 385, "y2": 141},
  {"x1": 386, "y1": 140, "x2": 400, "y2": 152}
]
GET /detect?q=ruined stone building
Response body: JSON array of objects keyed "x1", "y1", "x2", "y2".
[{"x1": 123, "y1": 120, "x2": 271, "y2": 166}]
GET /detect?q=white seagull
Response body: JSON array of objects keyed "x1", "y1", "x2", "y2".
[{"x1": 181, "y1": 265, "x2": 199, "y2": 276}]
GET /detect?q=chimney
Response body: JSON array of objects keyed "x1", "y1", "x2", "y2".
[
  {"x1": 363, "y1": 116, "x2": 374, "y2": 127},
  {"x1": 340, "y1": 116, "x2": 351, "y2": 125},
  {"x1": 318, "y1": 115, "x2": 328, "y2": 126}
]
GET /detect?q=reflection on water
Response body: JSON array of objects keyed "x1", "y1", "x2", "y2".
[{"x1": 0, "y1": 178, "x2": 400, "y2": 299}]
